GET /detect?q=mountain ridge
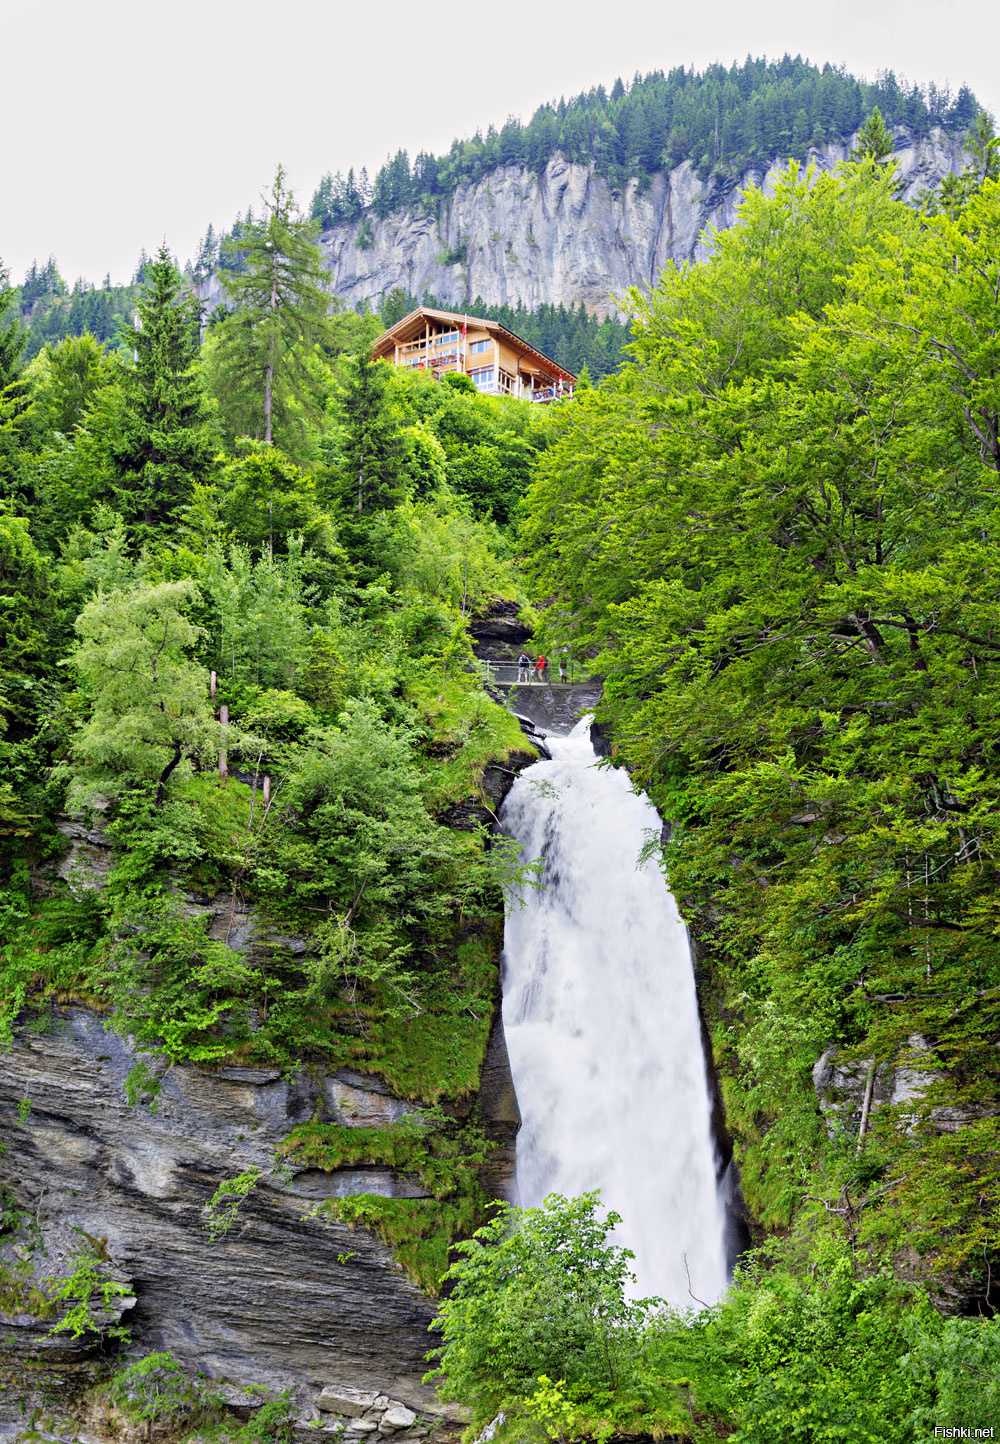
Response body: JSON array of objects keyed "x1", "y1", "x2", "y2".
[{"x1": 198, "y1": 126, "x2": 965, "y2": 323}]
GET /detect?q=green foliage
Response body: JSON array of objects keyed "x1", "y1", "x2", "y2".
[
  {"x1": 289, "y1": 1111, "x2": 495, "y2": 1290},
  {"x1": 16, "y1": 261, "x2": 138, "y2": 360},
  {"x1": 83, "y1": 247, "x2": 217, "y2": 541},
  {"x1": 319, "y1": 1193, "x2": 479, "y2": 1294},
  {"x1": 523, "y1": 164, "x2": 1000, "y2": 1295},
  {"x1": 428, "y1": 1193, "x2": 648, "y2": 1425},
  {"x1": 44, "y1": 1231, "x2": 132, "y2": 1343},
  {"x1": 69, "y1": 577, "x2": 217, "y2": 807},
  {"x1": 852, "y1": 105, "x2": 895, "y2": 162},
  {"x1": 215, "y1": 445, "x2": 339, "y2": 559},
  {"x1": 26, "y1": 332, "x2": 111, "y2": 438},
  {"x1": 210, "y1": 165, "x2": 334, "y2": 450},
  {"x1": 902, "y1": 1315, "x2": 1000, "y2": 1433},
  {"x1": 334, "y1": 347, "x2": 406, "y2": 516},
  {"x1": 205, "y1": 1166, "x2": 263, "y2": 1240},
  {"x1": 406, "y1": 671, "x2": 529, "y2": 811},
  {"x1": 429, "y1": 1198, "x2": 1000, "y2": 1441},
  {"x1": 111, "y1": 1351, "x2": 222, "y2": 1436},
  {"x1": 3, "y1": 187, "x2": 540, "y2": 1322}
]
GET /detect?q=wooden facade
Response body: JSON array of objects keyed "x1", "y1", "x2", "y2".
[{"x1": 371, "y1": 306, "x2": 576, "y2": 403}]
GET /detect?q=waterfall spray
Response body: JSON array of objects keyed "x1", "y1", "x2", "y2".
[{"x1": 501, "y1": 717, "x2": 728, "y2": 1306}]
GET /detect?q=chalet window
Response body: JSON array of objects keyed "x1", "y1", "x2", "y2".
[
  {"x1": 468, "y1": 366, "x2": 495, "y2": 391},
  {"x1": 436, "y1": 330, "x2": 459, "y2": 345},
  {"x1": 469, "y1": 339, "x2": 491, "y2": 354}
]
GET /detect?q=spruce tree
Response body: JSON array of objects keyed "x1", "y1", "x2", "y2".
[
  {"x1": 852, "y1": 106, "x2": 895, "y2": 164},
  {"x1": 336, "y1": 347, "x2": 405, "y2": 516},
  {"x1": 97, "y1": 247, "x2": 216, "y2": 538},
  {"x1": 0, "y1": 261, "x2": 31, "y2": 498}
]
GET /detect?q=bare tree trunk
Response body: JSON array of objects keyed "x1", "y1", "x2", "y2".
[
  {"x1": 856, "y1": 1061, "x2": 877, "y2": 1156},
  {"x1": 219, "y1": 703, "x2": 229, "y2": 782}
]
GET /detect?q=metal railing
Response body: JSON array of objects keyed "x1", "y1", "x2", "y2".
[{"x1": 479, "y1": 658, "x2": 580, "y2": 687}]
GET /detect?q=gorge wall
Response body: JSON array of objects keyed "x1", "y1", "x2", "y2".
[{"x1": 308, "y1": 127, "x2": 963, "y2": 318}]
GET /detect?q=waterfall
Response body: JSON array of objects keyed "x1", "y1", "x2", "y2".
[{"x1": 500, "y1": 716, "x2": 729, "y2": 1307}]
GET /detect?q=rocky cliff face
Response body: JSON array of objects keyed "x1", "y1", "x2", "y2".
[
  {"x1": 306, "y1": 127, "x2": 963, "y2": 319},
  {"x1": 1, "y1": 1015, "x2": 439, "y2": 1418},
  {"x1": 0, "y1": 751, "x2": 534, "y2": 1435}
]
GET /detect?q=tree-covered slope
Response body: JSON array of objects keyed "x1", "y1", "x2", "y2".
[
  {"x1": 0, "y1": 207, "x2": 556, "y2": 1423},
  {"x1": 310, "y1": 57, "x2": 980, "y2": 226},
  {"x1": 524, "y1": 147, "x2": 1000, "y2": 1313}
]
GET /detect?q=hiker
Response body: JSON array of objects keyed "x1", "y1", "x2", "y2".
[
  {"x1": 558, "y1": 654, "x2": 568, "y2": 683},
  {"x1": 534, "y1": 654, "x2": 548, "y2": 682},
  {"x1": 517, "y1": 651, "x2": 531, "y2": 682}
]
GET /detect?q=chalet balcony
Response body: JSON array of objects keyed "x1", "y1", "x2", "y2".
[{"x1": 375, "y1": 306, "x2": 576, "y2": 405}]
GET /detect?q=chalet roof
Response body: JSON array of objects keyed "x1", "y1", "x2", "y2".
[{"x1": 372, "y1": 306, "x2": 577, "y2": 383}]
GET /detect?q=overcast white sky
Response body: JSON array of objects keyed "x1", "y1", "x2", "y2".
[{"x1": 4, "y1": 0, "x2": 997, "y2": 286}]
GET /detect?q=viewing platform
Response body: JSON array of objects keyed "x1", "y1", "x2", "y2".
[
  {"x1": 478, "y1": 658, "x2": 601, "y2": 734},
  {"x1": 480, "y1": 658, "x2": 581, "y2": 688}
]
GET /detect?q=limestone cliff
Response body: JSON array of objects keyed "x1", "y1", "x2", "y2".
[{"x1": 303, "y1": 127, "x2": 963, "y2": 319}]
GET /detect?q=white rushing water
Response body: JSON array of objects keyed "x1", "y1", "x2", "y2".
[{"x1": 500, "y1": 716, "x2": 728, "y2": 1307}]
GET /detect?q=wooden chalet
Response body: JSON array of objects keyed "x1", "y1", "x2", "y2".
[{"x1": 371, "y1": 306, "x2": 576, "y2": 403}]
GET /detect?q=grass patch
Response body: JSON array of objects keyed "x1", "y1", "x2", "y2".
[
  {"x1": 282, "y1": 1114, "x2": 493, "y2": 1200},
  {"x1": 406, "y1": 675, "x2": 529, "y2": 811},
  {"x1": 0, "y1": 1263, "x2": 55, "y2": 1320},
  {"x1": 313, "y1": 1194, "x2": 482, "y2": 1294},
  {"x1": 174, "y1": 774, "x2": 256, "y2": 893}
]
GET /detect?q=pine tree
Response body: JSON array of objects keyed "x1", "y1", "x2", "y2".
[
  {"x1": 213, "y1": 165, "x2": 333, "y2": 446},
  {"x1": 0, "y1": 261, "x2": 31, "y2": 496},
  {"x1": 964, "y1": 111, "x2": 999, "y2": 184}
]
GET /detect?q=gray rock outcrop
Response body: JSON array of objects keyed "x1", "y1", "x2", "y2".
[
  {"x1": 812, "y1": 1034, "x2": 953, "y2": 1137},
  {"x1": 0, "y1": 1000, "x2": 519, "y2": 1428},
  {"x1": 197, "y1": 127, "x2": 966, "y2": 322}
]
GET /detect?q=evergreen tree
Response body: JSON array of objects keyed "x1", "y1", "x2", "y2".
[
  {"x1": 335, "y1": 348, "x2": 405, "y2": 516},
  {"x1": 851, "y1": 106, "x2": 895, "y2": 163},
  {"x1": 93, "y1": 247, "x2": 216, "y2": 538},
  {"x1": 0, "y1": 261, "x2": 31, "y2": 497},
  {"x1": 964, "y1": 110, "x2": 1000, "y2": 184},
  {"x1": 311, "y1": 59, "x2": 979, "y2": 225},
  {"x1": 29, "y1": 333, "x2": 110, "y2": 438},
  {"x1": 213, "y1": 165, "x2": 333, "y2": 446}
]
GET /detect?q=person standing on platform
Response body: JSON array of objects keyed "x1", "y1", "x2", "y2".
[
  {"x1": 534, "y1": 654, "x2": 548, "y2": 683},
  {"x1": 517, "y1": 651, "x2": 531, "y2": 683}
]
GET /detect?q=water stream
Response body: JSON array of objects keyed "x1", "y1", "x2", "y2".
[{"x1": 500, "y1": 716, "x2": 728, "y2": 1307}]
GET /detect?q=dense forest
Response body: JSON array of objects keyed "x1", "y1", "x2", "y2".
[
  {"x1": 15, "y1": 257, "x2": 140, "y2": 361},
  {"x1": 3, "y1": 114, "x2": 1000, "y2": 1440},
  {"x1": 12, "y1": 260, "x2": 624, "y2": 385},
  {"x1": 308, "y1": 57, "x2": 981, "y2": 228}
]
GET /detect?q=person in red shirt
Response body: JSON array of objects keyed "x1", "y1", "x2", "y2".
[{"x1": 534, "y1": 654, "x2": 548, "y2": 682}]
